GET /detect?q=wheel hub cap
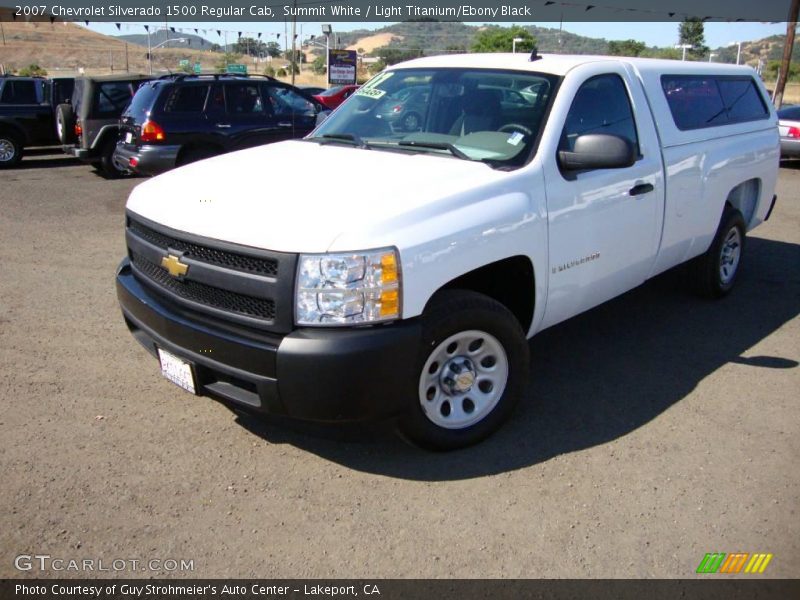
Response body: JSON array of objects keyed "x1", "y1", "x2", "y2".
[
  {"x1": 0, "y1": 139, "x2": 14, "y2": 162},
  {"x1": 418, "y1": 330, "x2": 509, "y2": 430},
  {"x1": 719, "y1": 227, "x2": 741, "y2": 285},
  {"x1": 441, "y1": 358, "x2": 476, "y2": 394}
]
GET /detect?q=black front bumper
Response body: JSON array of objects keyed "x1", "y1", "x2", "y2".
[{"x1": 116, "y1": 259, "x2": 421, "y2": 422}]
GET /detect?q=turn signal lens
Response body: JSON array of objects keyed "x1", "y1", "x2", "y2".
[{"x1": 141, "y1": 120, "x2": 166, "y2": 142}]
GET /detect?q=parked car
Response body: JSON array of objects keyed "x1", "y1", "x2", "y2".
[
  {"x1": 312, "y1": 84, "x2": 359, "y2": 109},
  {"x1": 58, "y1": 74, "x2": 151, "y2": 177},
  {"x1": 375, "y1": 86, "x2": 430, "y2": 131},
  {"x1": 298, "y1": 85, "x2": 325, "y2": 96},
  {"x1": 777, "y1": 104, "x2": 800, "y2": 158},
  {"x1": 116, "y1": 54, "x2": 778, "y2": 450},
  {"x1": 113, "y1": 73, "x2": 329, "y2": 176},
  {"x1": 0, "y1": 74, "x2": 74, "y2": 168}
]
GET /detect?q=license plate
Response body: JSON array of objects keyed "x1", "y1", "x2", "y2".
[
  {"x1": 157, "y1": 348, "x2": 196, "y2": 394},
  {"x1": 125, "y1": 132, "x2": 133, "y2": 144}
]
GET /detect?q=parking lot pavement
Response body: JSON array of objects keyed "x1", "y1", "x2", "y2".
[{"x1": 0, "y1": 151, "x2": 798, "y2": 578}]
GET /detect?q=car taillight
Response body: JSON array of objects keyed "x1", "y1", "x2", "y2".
[
  {"x1": 788, "y1": 126, "x2": 800, "y2": 139},
  {"x1": 74, "y1": 122, "x2": 82, "y2": 136},
  {"x1": 141, "y1": 120, "x2": 166, "y2": 143}
]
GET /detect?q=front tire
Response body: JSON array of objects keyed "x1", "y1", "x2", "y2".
[
  {"x1": 691, "y1": 206, "x2": 746, "y2": 298},
  {"x1": 398, "y1": 290, "x2": 529, "y2": 450}
]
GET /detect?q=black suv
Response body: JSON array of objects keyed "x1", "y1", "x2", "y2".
[
  {"x1": 0, "y1": 75, "x2": 74, "y2": 168},
  {"x1": 113, "y1": 74, "x2": 328, "y2": 176},
  {"x1": 58, "y1": 74, "x2": 152, "y2": 177}
]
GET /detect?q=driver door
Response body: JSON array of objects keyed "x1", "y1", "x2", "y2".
[{"x1": 541, "y1": 69, "x2": 664, "y2": 329}]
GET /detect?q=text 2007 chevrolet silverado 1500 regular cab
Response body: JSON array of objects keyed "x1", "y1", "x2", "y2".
[{"x1": 116, "y1": 53, "x2": 779, "y2": 449}]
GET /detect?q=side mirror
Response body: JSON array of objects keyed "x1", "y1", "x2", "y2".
[{"x1": 558, "y1": 133, "x2": 636, "y2": 171}]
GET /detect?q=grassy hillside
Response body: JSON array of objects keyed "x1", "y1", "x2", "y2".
[{"x1": 0, "y1": 20, "x2": 226, "y2": 76}]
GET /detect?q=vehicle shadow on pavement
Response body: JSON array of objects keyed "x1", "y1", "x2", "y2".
[
  {"x1": 235, "y1": 236, "x2": 800, "y2": 480},
  {"x1": 10, "y1": 152, "x2": 82, "y2": 170}
]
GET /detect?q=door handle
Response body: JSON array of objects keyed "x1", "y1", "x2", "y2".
[
  {"x1": 215, "y1": 123, "x2": 231, "y2": 128},
  {"x1": 277, "y1": 122, "x2": 292, "y2": 127},
  {"x1": 629, "y1": 183, "x2": 654, "y2": 196}
]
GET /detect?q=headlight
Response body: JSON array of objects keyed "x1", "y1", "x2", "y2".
[{"x1": 295, "y1": 248, "x2": 401, "y2": 326}]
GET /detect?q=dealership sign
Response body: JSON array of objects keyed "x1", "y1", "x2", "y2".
[{"x1": 328, "y1": 49, "x2": 357, "y2": 85}]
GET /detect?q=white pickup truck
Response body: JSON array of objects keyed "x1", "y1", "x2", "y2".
[{"x1": 116, "y1": 53, "x2": 779, "y2": 449}]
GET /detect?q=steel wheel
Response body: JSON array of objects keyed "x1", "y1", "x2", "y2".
[
  {"x1": 719, "y1": 227, "x2": 741, "y2": 285},
  {"x1": 418, "y1": 329, "x2": 509, "y2": 430},
  {"x1": 691, "y1": 206, "x2": 746, "y2": 299}
]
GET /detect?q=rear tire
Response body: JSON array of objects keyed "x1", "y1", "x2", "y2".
[
  {"x1": 55, "y1": 104, "x2": 76, "y2": 144},
  {"x1": 398, "y1": 290, "x2": 529, "y2": 450},
  {"x1": 691, "y1": 206, "x2": 746, "y2": 298},
  {"x1": 0, "y1": 132, "x2": 23, "y2": 169},
  {"x1": 99, "y1": 137, "x2": 124, "y2": 179}
]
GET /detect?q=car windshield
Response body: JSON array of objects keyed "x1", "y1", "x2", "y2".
[{"x1": 308, "y1": 68, "x2": 557, "y2": 168}]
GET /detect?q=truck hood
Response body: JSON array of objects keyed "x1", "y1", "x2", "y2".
[{"x1": 126, "y1": 140, "x2": 505, "y2": 253}]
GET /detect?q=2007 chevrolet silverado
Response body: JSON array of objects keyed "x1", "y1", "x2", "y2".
[{"x1": 116, "y1": 53, "x2": 779, "y2": 449}]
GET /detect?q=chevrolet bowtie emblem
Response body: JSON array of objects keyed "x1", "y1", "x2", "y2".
[{"x1": 161, "y1": 254, "x2": 189, "y2": 278}]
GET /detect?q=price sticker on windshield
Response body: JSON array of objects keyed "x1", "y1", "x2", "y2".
[
  {"x1": 506, "y1": 132, "x2": 525, "y2": 146},
  {"x1": 355, "y1": 87, "x2": 387, "y2": 100}
]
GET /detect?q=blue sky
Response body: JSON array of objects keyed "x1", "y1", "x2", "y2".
[{"x1": 85, "y1": 21, "x2": 789, "y2": 50}]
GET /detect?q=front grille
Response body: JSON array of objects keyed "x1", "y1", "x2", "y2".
[
  {"x1": 132, "y1": 253, "x2": 276, "y2": 320},
  {"x1": 129, "y1": 219, "x2": 278, "y2": 277},
  {"x1": 126, "y1": 214, "x2": 296, "y2": 333}
]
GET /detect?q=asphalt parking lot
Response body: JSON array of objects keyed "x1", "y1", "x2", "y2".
[{"x1": 1, "y1": 150, "x2": 798, "y2": 579}]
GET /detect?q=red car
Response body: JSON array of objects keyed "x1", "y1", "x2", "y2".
[{"x1": 312, "y1": 85, "x2": 359, "y2": 110}]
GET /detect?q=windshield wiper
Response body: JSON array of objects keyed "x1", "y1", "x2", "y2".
[
  {"x1": 397, "y1": 140, "x2": 471, "y2": 160},
  {"x1": 309, "y1": 133, "x2": 370, "y2": 149}
]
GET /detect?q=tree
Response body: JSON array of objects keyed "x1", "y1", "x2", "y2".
[
  {"x1": 284, "y1": 49, "x2": 306, "y2": 64},
  {"x1": 232, "y1": 37, "x2": 267, "y2": 57},
  {"x1": 471, "y1": 26, "x2": 536, "y2": 53},
  {"x1": 215, "y1": 52, "x2": 243, "y2": 73},
  {"x1": 374, "y1": 47, "x2": 424, "y2": 66},
  {"x1": 679, "y1": 18, "x2": 710, "y2": 60},
  {"x1": 265, "y1": 42, "x2": 282, "y2": 58},
  {"x1": 311, "y1": 56, "x2": 327, "y2": 75},
  {"x1": 607, "y1": 39, "x2": 646, "y2": 57}
]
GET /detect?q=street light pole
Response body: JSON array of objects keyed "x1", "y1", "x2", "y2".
[
  {"x1": 729, "y1": 41, "x2": 742, "y2": 65},
  {"x1": 675, "y1": 44, "x2": 693, "y2": 61},
  {"x1": 322, "y1": 24, "x2": 332, "y2": 88}
]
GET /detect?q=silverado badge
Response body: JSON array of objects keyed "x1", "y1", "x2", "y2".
[{"x1": 161, "y1": 254, "x2": 189, "y2": 278}]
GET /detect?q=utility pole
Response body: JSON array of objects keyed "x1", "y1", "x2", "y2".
[
  {"x1": 773, "y1": 0, "x2": 799, "y2": 109},
  {"x1": 125, "y1": 42, "x2": 129, "y2": 72},
  {"x1": 291, "y1": 0, "x2": 297, "y2": 85},
  {"x1": 1, "y1": 21, "x2": 6, "y2": 46}
]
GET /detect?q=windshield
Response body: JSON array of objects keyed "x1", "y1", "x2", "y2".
[{"x1": 309, "y1": 68, "x2": 558, "y2": 168}]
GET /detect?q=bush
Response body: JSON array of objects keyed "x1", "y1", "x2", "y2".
[
  {"x1": 18, "y1": 63, "x2": 47, "y2": 77},
  {"x1": 263, "y1": 65, "x2": 276, "y2": 77}
]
